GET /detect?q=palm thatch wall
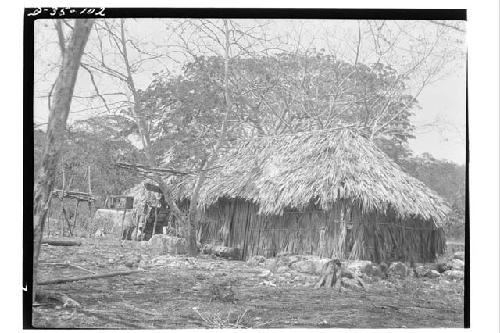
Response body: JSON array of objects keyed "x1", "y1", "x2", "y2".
[
  {"x1": 149, "y1": 129, "x2": 449, "y2": 262},
  {"x1": 198, "y1": 198, "x2": 445, "y2": 262}
]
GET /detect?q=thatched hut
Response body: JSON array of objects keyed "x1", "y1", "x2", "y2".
[
  {"x1": 146, "y1": 129, "x2": 449, "y2": 262},
  {"x1": 125, "y1": 182, "x2": 179, "y2": 240},
  {"x1": 180, "y1": 129, "x2": 448, "y2": 262}
]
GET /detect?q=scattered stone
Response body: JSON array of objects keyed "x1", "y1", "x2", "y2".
[
  {"x1": 247, "y1": 255, "x2": 266, "y2": 266},
  {"x1": 444, "y1": 270, "x2": 464, "y2": 280},
  {"x1": 276, "y1": 265, "x2": 290, "y2": 274},
  {"x1": 453, "y1": 251, "x2": 465, "y2": 261},
  {"x1": 263, "y1": 258, "x2": 278, "y2": 271},
  {"x1": 364, "y1": 264, "x2": 386, "y2": 278},
  {"x1": 414, "y1": 265, "x2": 428, "y2": 277},
  {"x1": 387, "y1": 262, "x2": 408, "y2": 279},
  {"x1": 258, "y1": 269, "x2": 272, "y2": 278},
  {"x1": 288, "y1": 255, "x2": 301, "y2": 265},
  {"x1": 290, "y1": 260, "x2": 316, "y2": 274},
  {"x1": 311, "y1": 258, "x2": 332, "y2": 275},
  {"x1": 202, "y1": 244, "x2": 241, "y2": 259},
  {"x1": 345, "y1": 260, "x2": 372, "y2": 275},
  {"x1": 149, "y1": 235, "x2": 187, "y2": 255},
  {"x1": 436, "y1": 262, "x2": 452, "y2": 273},
  {"x1": 259, "y1": 280, "x2": 277, "y2": 287},
  {"x1": 138, "y1": 241, "x2": 149, "y2": 248},
  {"x1": 133, "y1": 280, "x2": 146, "y2": 285},
  {"x1": 151, "y1": 255, "x2": 171, "y2": 266},
  {"x1": 450, "y1": 259, "x2": 464, "y2": 271},
  {"x1": 425, "y1": 270, "x2": 441, "y2": 278},
  {"x1": 341, "y1": 277, "x2": 364, "y2": 290}
]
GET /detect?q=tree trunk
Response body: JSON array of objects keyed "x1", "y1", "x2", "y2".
[
  {"x1": 32, "y1": 19, "x2": 94, "y2": 303},
  {"x1": 315, "y1": 259, "x2": 342, "y2": 291},
  {"x1": 183, "y1": 19, "x2": 233, "y2": 256}
]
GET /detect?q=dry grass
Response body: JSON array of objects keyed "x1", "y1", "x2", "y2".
[{"x1": 32, "y1": 238, "x2": 464, "y2": 329}]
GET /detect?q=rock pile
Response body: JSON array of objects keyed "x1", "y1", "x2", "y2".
[
  {"x1": 149, "y1": 234, "x2": 187, "y2": 255},
  {"x1": 247, "y1": 251, "x2": 466, "y2": 286}
]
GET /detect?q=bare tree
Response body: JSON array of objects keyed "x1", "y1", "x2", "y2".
[{"x1": 33, "y1": 19, "x2": 94, "y2": 302}]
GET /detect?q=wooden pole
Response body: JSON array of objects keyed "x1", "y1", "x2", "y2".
[
  {"x1": 73, "y1": 200, "x2": 80, "y2": 235},
  {"x1": 38, "y1": 270, "x2": 139, "y2": 285},
  {"x1": 120, "y1": 209, "x2": 127, "y2": 240},
  {"x1": 46, "y1": 197, "x2": 52, "y2": 237},
  {"x1": 87, "y1": 165, "x2": 92, "y2": 194},
  {"x1": 152, "y1": 206, "x2": 158, "y2": 236},
  {"x1": 61, "y1": 164, "x2": 65, "y2": 236}
]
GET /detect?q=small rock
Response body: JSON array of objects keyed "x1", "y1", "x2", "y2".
[
  {"x1": 247, "y1": 255, "x2": 266, "y2": 266},
  {"x1": 133, "y1": 280, "x2": 146, "y2": 285},
  {"x1": 444, "y1": 270, "x2": 464, "y2": 280},
  {"x1": 94, "y1": 229, "x2": 105, "y2": 238},
  {"x1": 450, "y1": 259, "x2": 464, "y2": 271},
  {"x1": 425, "y1": 270, "x2": 441, "y2": 278},
  {"x1": 258, "y1": 269, "x2": 272, "y2": 278},
  {"x1": 345, "y1": 260, "x2": 372, "y2": 275},
  {"x1": 290, "y1": 260, "x2": 316, "y2": 274},
  {"x1": 151, "y1": 255, "x2": 171, "y2": 266},
  {"x1": 453, "y1": 251, "x2": 465, "y2": 261},
  {"x1": 387, "y1": 262, "x2": 408, "y2": 279},
  {"x1": 277, "y1": 265, "x2": 289, "y2": 274},
  {"x1": 264, "y1": 258, "x2": 278, "y2": 270},
  {"x1": 259, "y1": 280, "x2": 276, "y2": 287},
  {"x1": 341, "y1": 277, "x2": 364, "y2": 290},
  {"x1": 311, "y1": 258, "x2": 332, "y2": 274},
  {"x1": 287, "y1": 255, "x2": 301, "y2": 265},
  {"x1": 436, "y1": 262, "x2": 452, "y2": 273},
  {"x1": 365, "y1": 264, "x2": 386, "y2": 278},
  {"x1": 414, "y1": 265, "x2": 428, "y2": 277}
]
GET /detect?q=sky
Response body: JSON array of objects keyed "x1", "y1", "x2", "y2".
[
  {"x1": 409, "y1": 68, "x2": 466, "y2": 164},
  {"x1": 33, "y1": 19, "x2": 466, "y2": 165}
]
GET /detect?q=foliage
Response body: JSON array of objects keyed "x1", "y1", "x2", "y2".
[
  {"x1": 400, "y1": 153, "x2": 465, "y2": 226},
  {"x1": 131, "y1": 52, "x2": 419, "y2": 169},
  {"x1": 34, "y1": 125, "x2": 142, "y2": 197}
]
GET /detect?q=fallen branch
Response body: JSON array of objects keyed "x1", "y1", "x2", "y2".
[
  {"x1": 35, "y1": 291, "x2": 81, "y2": 308},
  {"x1": 43, "y1": 262, "x2": 96, "y2": 274},
  {"x1": 42, "y1": 239, "x2": 82, "y2": 246},
  {"x1": 38, "y1": 270, "x2": 140, "y2": 285}
]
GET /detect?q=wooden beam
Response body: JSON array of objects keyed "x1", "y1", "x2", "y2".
[{"x1": 38, "y1": 270, "x2": 140, "y2": 285}]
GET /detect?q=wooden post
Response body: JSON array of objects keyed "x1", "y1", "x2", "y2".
[
  {"x1": 73, "y1": 200, "x2": 80, "y2": 236},
  {"x1": 46, "y1": 197, "x2": 52, "y2": 237},
  {"x1": 152, "y1": 206, "x2": 158, "y2": 236},
  {"x1": 120, "y1": 209, "x2": 127, "y2": 240},
  {"x1": 87, "y1": 165, "x2": 92, "y2": 194},
  {"x1": 61, "y1": 165, "x2": 66, "y2": 236}
]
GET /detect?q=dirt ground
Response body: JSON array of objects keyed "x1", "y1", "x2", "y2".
[{"x1": 31, "y1": 237, "x2": 464, "y2": 329}]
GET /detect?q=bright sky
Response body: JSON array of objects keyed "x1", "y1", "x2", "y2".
[
  {"x1": 410, "y1": 68, "x2": 466, "y2": 164},
  {"x1": 33, "y1": 19, "x2": 466, "y2": 165}
]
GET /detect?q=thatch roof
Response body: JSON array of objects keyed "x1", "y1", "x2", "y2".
[
  {"x1": 168, "y1": 129, "x2": 450, "y2": 226},
  {"x1": 125, "y1": 181, "x2": 162, "y2": 212}
]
